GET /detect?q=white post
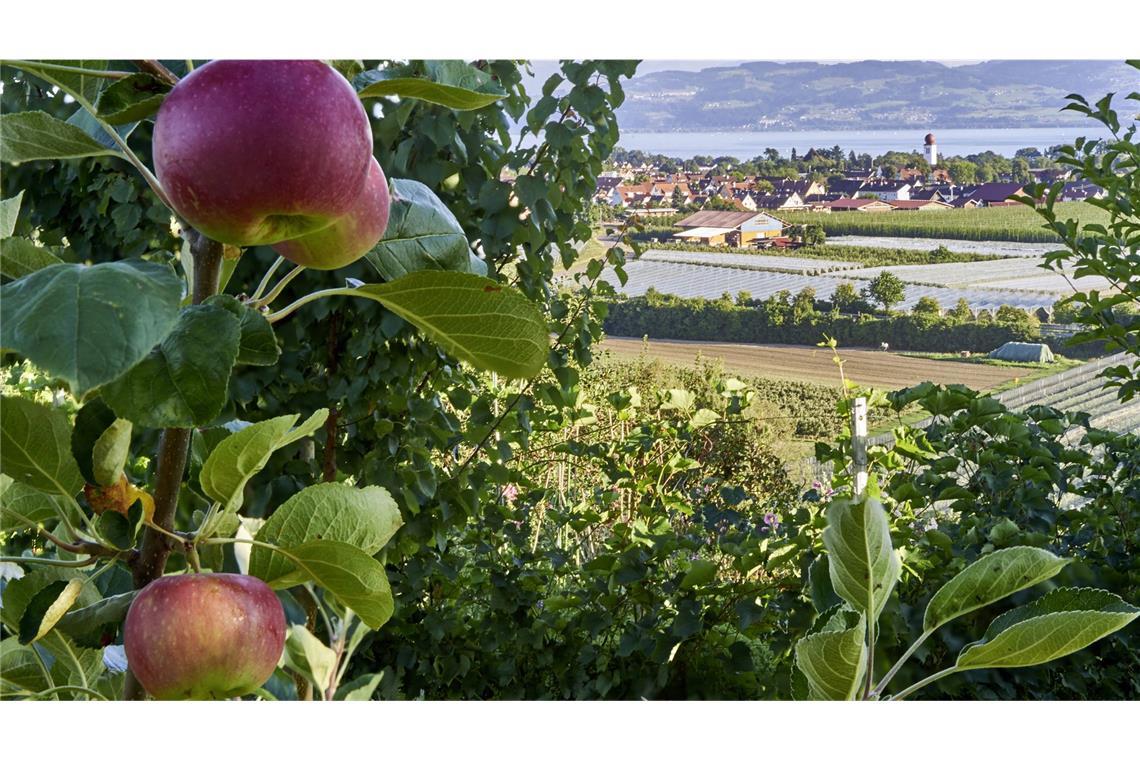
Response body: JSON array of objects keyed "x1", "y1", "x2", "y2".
[{"x1": 851, "y1": 396, "x2": 868, "y2": 496}]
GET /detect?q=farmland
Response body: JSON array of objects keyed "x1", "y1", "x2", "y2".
[
  {"x1": 599, "y1": 257, "x2": 1068, "y2": 310},
  {"x1": 599, "y1": 336, "x2": 1032, "y2": 389},
  {"x1": 819, "y1": 257, "x2": 1112, "y2": 294},
  {"x1": 778, "y1": 202, "x2": 1110, "y2": 242},
  {"x1": 644, "y1": 241, "x2": 1003, "y2": 265}
]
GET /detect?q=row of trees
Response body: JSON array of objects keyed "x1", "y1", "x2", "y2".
[{"x1": 609, "y1": 145, "x2": 1065, "y2": 186}]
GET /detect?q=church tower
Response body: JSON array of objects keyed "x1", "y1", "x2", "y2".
[{"x1": 924, "y1": 133, "x2": 938, "y2": 166}]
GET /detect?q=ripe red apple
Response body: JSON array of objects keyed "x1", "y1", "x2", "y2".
[
  {"x1": 272, "y1": 156, "x2": 390, "y2": 269},
  {"x1": 124, "y1": 573, "x2": 285, "y2": 700},
  {"x1": 153, "y1": 59, "x2": 373, "y2": 247}
]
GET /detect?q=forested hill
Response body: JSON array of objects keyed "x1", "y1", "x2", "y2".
[{"x1": 614, "y1": 60, "x2": 1138, "y2": 132}]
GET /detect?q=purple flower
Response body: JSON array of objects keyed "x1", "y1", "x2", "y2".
[
  {"x1": 763, "y1": 512, "x2": 780, "y2": 529},
  {"x1": 501, "y1": 484, "x2": 519, "y2": 505}
]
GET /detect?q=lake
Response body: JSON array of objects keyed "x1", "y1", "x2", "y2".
[{"x1": 614, "y1": 127, "x2": 1109, "y2": 159}]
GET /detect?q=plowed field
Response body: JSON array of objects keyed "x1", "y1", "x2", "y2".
[{"x1": 600, "y1": 337, "x2": 1031, "y2": 390}]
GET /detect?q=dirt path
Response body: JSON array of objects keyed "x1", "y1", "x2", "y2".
[{"x1": 600, "y1": 337, "x2": 1032, "y2": 390}]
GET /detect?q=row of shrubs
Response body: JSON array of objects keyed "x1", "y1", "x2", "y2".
[{"x1": 601, "y1": 291, "x2": 1103, "y2": 355}]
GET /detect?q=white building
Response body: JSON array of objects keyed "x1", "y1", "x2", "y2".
[{"x1": 924, "y1": 133, "x2": 939, "y2": 167}]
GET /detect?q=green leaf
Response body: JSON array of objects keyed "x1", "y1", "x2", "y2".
[
  {"x1": 283, "y1": 624, "x2": 336, "y2": 695},
  {"x1": 203, "y1": 294, "x2": 280, "y2": 366},
  {"x1": 0, "y1": 190, "x2": 23, "y2": 238},
  {"x1": 94, "y1": 73, "x2": 170, "y2": 125},
  {"x1": 366, "y1": 179, "x2": 486, "y2": 280},
  {"x1": 198, "y1": 410, "x2": 328, "y2": 518},
  {"x1": 70, "y1": 399, "x2": 118, "y2": 485},
  {"x1": 823, "y1": 493, "x2": 899, "y2": 622},
  {"x1": 0, "y1": 474, "x2": 73, "y2": 531},
  {"x1": 0, "y1": 111, "x2": 123, "y2": 163},
  {"x1": 101, "y1": 303, "x2": 241, "y2": 428},
  {"x1": 0, "y1": 237, "x2": 65, "y2": 279},
  {"x1": 11, "y1": 60, "x2": 110, "y2": 106},
  {"x1": 956, "y1": 588, "x2": 1140, "y2": 671},
  {"x1": 91, "y1": 419, "x2": 132, "y2": 487},
  {"x1": 335, "y1": 671, "x2": 384, "y2": 701},
  {"x1": 249, "y1": 482, "x2": 403, "y2": 585},
  {"x1": 0, "y1": 638, "x2": 51, "y2": 695},
  {"x1": 321, "y1": 271, "x2": 548, "y2": 379},
  {"x1": 808, "y1": 554, "x2": 843, "y2": 614},
  {"x1": 270, "y1": 540, "x2": 394, "y2": 630},
  {"x1": 355, "y1": 61, "x2": 505, "y2": 111},
  {"x1": 680, "y1": 559, "x2": 717, "y2": 589},
  {"x1": 0, "y1": 260, "x2": 183, "y2": 397},
  {"x1": 41, "y1": 630, "x2": 104, "y2": 692},
  {"x1": 924, "y1": 547, "x2": 1071, "y2": 632},
  {"x1": 0, "y1": 397, "x2": 84, "y2": 497},
  {"x1": 18, "y1": 578, "x2": 85, "y2": 645},
  {"x1": 794, "y1": 608, "x2": 867, "y2": 700},
  {"x1": 55, "y1": 591, "x2": 136, "y2": 648}
]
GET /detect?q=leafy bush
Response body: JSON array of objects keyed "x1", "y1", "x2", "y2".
[{"x1": 602, "y1": 292, "x2": 1042, "y2": 353}]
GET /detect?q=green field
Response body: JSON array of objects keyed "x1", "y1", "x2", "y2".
[
  {"x1": 779, "y1": 202, "x2": 1110, "y2": 243},
  {"x1": 643, "y1": 241, "x2": 1001, "y2": 266}
]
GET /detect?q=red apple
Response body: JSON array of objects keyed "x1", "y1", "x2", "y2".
[
  {"x1": 272, "y1": 156, "x2": 390, "y2": 269},
  {"x1": 124, "y1": 573, "x2": 285, "y2": 700},
  {"x1": 153, "y1": 60, "x2": 373, "y2": 247}
]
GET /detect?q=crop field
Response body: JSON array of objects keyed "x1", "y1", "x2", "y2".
[
  {"x1": 648, "y1": 241, "x2": 1001, "y2": 265},
  {"x1": 599, "y1": 336, "x2": 1033, "y2": 390},
  {"x1": 640, "y1": 249, "x2": 862, "y2": 274},
  {"x1": 600, "y1": 259, "x2": 1066, "y2": 310},
  {"x1": 779, "y1": 202, "x2": 1110, "y2": 243},
  {"x1": 818, "y1": 258, "x2": 1113, "y2": 294},
  {"x1": 828, "y1": 236, "x2": 1058, "y2": 258}
]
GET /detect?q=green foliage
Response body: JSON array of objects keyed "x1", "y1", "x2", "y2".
[
  {"x1": 0, "y1": 111, "x2": 124, "y2": 163},
  {"x1": 863, "y1": 271, "x2": 906, "y2": 313},
  {"x1": 603, "y1": 291, "x2": 1043, "y2": 354},
  {"x1": 1019, "y1": 67, "x2": 1140, "y2": 400},
  {"x1": 355, "y1": 60, "x2": 506, "y2": 111},
  {"x1": 366, "y1": 178, "x2": 486, "y2": 279},
  {"x1": 813, "y1": 382, "x2": 1140, "y2": 698},
  {"x1": 0, "y1": 261, "x2": 183, "y2": 398},
  {"x1": 634, "y1": 241, "x2": 1001, "y2": 267},
  {"x1": 101, "y1": 303, "x2": 241, "y2": 427},
  {"x1": 0, "y1": 58, "x2": 637, "y2": 702}
]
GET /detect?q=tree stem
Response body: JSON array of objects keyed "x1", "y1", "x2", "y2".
[
  {"x1": 132, "y1": 60, "x2": 180, "y2": 86},
  {"x1": 888, "y1": 665, "x2": 959, "y2": 701},
  {"x1": 123, "y1": 229, "x2": 224, "y2": 700}
]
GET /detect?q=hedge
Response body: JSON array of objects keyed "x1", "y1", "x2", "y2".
[{"x1": 602, "y1": 293, "x2": 1039, "y2": 353}]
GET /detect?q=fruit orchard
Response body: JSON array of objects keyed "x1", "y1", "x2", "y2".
[{"x1": 0, "y1": 59, "x2": 1138, "y2": 703}]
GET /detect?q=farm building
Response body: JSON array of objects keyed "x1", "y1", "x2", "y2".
[
  {"x1": 989, "y1": 342, "x2": 1055, "y2": 362},
  {"x1": 964, "y1": 182, "x2": 1027, "y2": 206},
  {"x1": 674, "y1": 210, "x2": 784, "y2": 247}
]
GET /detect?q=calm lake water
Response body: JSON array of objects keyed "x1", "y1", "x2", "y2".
[{"x1": 615, "y1": 127, "x2": 1109, "y2": 159}]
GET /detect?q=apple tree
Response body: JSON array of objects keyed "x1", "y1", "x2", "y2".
[{"x1": 0, "y1": 58, "x2": 634, "y2": 700}]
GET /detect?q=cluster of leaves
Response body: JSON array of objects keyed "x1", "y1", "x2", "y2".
[
  {"x1": 637, "y1": 241, "x2": 1002, "y2": 267},
  {"x1": 812, "y1": 382, "x2": 1140, "y2": 698},
  {"x1": 602, "y1": 290, "x2": 1048, "y2": 354},
  {"x1": 1017, "y1": 63, "x2": 1140, "y2": 401},
  {"x1": 349, "y1": 357, "x2": 809, "y2": 698},
  {"x1": 1, "y1": 58, "x2": 589, "y2": 700}
]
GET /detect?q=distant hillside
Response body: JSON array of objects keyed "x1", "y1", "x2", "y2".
[{"x1": 616, "y1": 60, "x2": 1138, "y2": 131}]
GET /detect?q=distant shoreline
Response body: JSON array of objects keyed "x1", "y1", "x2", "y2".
[{"x1": 611, "y1": 126, "x2": 1109, "y2": 159}]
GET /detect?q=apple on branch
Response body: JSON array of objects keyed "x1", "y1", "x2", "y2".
[
  {"x1": 153, "y1": 59, "x2": 374, "y2": 248},
  {"x1": 124, "y1": 573, "x2": 286, "y2": 700},
  {"x1": 272, "y1": 156, "x2": 390, "y2": 270}
]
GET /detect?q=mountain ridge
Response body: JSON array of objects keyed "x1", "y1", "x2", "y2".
[{"x1": 616, "y1": 60, "x2": 1138, "y2": 132}]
